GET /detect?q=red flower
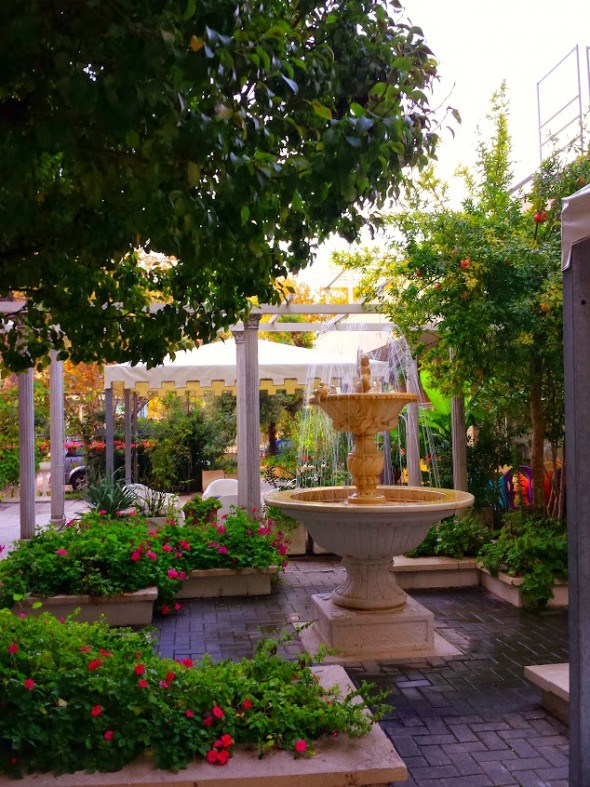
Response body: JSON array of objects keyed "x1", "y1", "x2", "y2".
[
  {"x1": 23, "y1": 678, "x2": 35, "y2": 690},
  {"x1": 206, "y1": 750, "x2": 218, "y2": 764},
  {"x1": 174, "y1": 603, "x2": 182, "y2": 611},
  {"x1": 203, "y1": 714, "x2": 213, "y2": 727},
  {"x1": 294, "y1": 739, "x2": 307, "y2": 754},
  {"x1": 182, "y1": 658, "x2": 193, "y2": 668},
  {"x1": 212, "y1": 705, "x2": 224, "y2": 719},
  {"x1": 88, "y1": 659, "x2": 103, "y2": 671},
  {"x1": 165, "y1": 671, "x2": 176, "y2": 683},
  {"x1": 162, "y1": 544, "x2": 173, "y2": 553},
  {"x1": 134, "y1": 664, "x2": 146, "y2": 675},
  {"x1": 534, "y1": 210, "x2": 548, "y2": 223},
  {"x1": 178, "y1": 540, "x2": 191, "y2": 550},
  {"x1": 104, "y1": 730, "x2": 114, "y2": 741},
  {"x1": 8, "y1": 643, "x2": 18, "y2": 655},
  {"x1": 79, "y1": 645, "x2": 92, "y2": 652},
  {"x1": 130, "y1": 550, "x2": 141, "y2": 562},
  {"x1": 220, "y1": 734, "x2": 233, "y2": 748},
  {"x1": 217, "y1": 545, "x2": 228, "y2": 555},
  {"x1": 99, "y1": 649, "x2": 112, "y2": 657},
  {"x1": 138, "y1": 679, "x2": 149, "y2": 689},
  {"x1": 185, "y1": 709, "x2": 195, "y2": 718},
  {"x1": 160, "y1": 605, "x2": 170, "y2": 616},
  {"x1": 146, "y1": 551, "x2": 157, "y2": 561},
  {"x1": 216, "y1": 749, "x2": 230, "y2": 765},
  {"x1": 242, "y1": 698, "x2": 253, "y2": 710},
  {"x1": 91, "y1": 705, "x2": 102, "y2": 717}
]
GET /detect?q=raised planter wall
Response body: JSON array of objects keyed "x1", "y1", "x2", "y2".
[
  {"x1": 0, "y1": 665, "x2": 407, "y2": 787},
  {"x1": 14, "y1": 587, "x2": 158, "y2": 626},
  {"x1": 479, "y1": 568, "x2": 568, "y2": 608},
  {"x1": 175, "y1": 566, "x2": 279, "y2": 599},
  {"x1": 392, "y1": 556, "x2": 480, "y2": 590}
]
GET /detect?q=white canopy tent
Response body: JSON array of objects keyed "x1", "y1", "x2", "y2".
[{"x1": 104, "y1": 337, "x2": 387, "y2": 397}]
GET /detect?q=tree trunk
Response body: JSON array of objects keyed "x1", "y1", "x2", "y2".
[{"x1": 529, "y1": 377, "x2": 546, "y2": 512}]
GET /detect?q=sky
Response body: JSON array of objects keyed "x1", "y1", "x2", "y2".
[{"x1": 297, "y1": 0, "x2": 590, "y2": 289}]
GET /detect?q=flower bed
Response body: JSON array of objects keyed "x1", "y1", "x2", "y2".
[
  {"x1": 0, "y1": 510, "x2": 288, "y2": 616},
  {"x1": 0, "y1": 611, "x2": 389, "y2": 779}
]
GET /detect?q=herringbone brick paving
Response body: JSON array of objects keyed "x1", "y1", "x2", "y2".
[{"x1": 153, "y1": 558, "x2": 569, "y2": 786}]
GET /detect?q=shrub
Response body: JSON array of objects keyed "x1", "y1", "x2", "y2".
[
  {"x1": 406, "y1": 512, "x2": 493, "y2": 558},
  {"x1": 0, "y1": 510, "x2": 288, "y2": 613},
  {"x1": 0, "y1": 612, "x2": 386, "y2": 777},
  {"x1": 83, "y1": 472, "x2": 137, "y2": 517},
  {"x1": 182, "y1": 496, "x2": 222, "y2": 525},
  {"x1": 478, "y1": 511, "x2": 567, "y2": 609}
]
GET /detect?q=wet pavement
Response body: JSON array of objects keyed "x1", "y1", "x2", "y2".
[{"x1": 154, "y1": 558, "x2": 569, "y2": 787}]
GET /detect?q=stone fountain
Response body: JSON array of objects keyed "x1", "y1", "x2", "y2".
[{"x1": 265, "y1": 354, "x2": 474, "y2": 659}]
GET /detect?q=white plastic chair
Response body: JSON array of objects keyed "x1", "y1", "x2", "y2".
[{"x1": 202, "y1": 478, "x2": 239, "y2": 520}]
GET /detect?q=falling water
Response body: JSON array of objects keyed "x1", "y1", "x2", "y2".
[{"x1": 296, "y1": 320, "x2": 441, "y2": 489}]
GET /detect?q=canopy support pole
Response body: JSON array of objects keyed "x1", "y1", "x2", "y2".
[
  {"x1": 234, "y1": 318, "x2": 261, "y2": 511},
  {"x1": 105, "y1": 388, "x2": 114, "y2": 476},
  {"x1": 49, "y1": 351, "x2": 65, "y2": 525},
  {"x1": 124, "y1": 389, "x2": 132, "y2": 484},
  {"x1": 406, "y1": 359, "x2": 421, "y2": 486}
]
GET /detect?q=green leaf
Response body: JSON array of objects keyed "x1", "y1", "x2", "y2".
[
  {"x1": 311, "y1": 101, "x2": 332, "y2": 121},
  {"x1": 240, "y1": 205, "x2": 250, "y2": 225},
  {"x1": 350, "y1": 103, "x2": 365, "y2": 117}
]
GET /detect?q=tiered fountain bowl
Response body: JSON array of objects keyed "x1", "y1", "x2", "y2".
[{"x1": 265, "y1": 355, "x2": 473, "y2": 659}]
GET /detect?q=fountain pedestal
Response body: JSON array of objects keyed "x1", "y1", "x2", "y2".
[{"x1": 310, "y1": 592, "x2": 434, "y2": 658}]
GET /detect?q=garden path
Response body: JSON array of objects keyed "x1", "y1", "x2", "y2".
[{"x1": 155, "y1": 558, "x2": 569, "y2": 787}]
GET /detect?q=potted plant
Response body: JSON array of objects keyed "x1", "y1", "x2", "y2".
[
  {"x1": 83, "y1": 471, "x2": 137, "y2": 518},
  {"x1": 0, "y1": 611, "x2": 390, "y2": 779},
  {"x1": 183, "y1": 495, "x2": 222, "y2": 525},
  {"x1": 131, "y1": 483, "x2": 184, "y2": 527}
]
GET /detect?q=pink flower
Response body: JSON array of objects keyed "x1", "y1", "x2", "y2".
[
  {"x1": 79, "y1": 645, "x2": 92, "y2": 652},
  {"x1": 104, "y1": 730, "x2": 114, "y2": 741},
  {"x1": 212, "y1": 705, "x2": 224, "y2": 719},
  {"x1": 134, "y1": 664, "x2": 146, "y2": 675},
  {"x1": 174, "y1": 603, "x2": 182, "y2": 612},
  {"x1": 294, "y1": 739, "x2": 307, "y2": 754},
  {"x1": 56, "y1": 548, "x2": 68, "y2": 556},
  {"x1": 130, "y1": 550, "x2": 141, "y2": 562},
  {"x1": 242, "y1": 698, "x2": 252, "y2": 710},
  {"x1": 148, "y1": 529, "x2": 158, "y2": 537},
  {"x1": 185, "y1": 709, "x2": 195, "y2": 718},
  {"x1": 217, "y1": 525, "x2": 226, "y2": 534},
  {"x1": 24, "y1": 678, "x2": 35, "y2": 690},
  {"x1": 8, "y1": 643, "x2": 18, "y2": 655},
  {"x1": 162, "y1": 544, "x2": 173, "y2": 553},
  {"x1": 146, "y1": 551, "x2": 157, "y2": 561},
  {"x1": 99, "y1": 509, "x2": 107, "y2": 515},
  {"x1": 217, "y1": 545, "x2": 228, "y2": 555},
  {"x1": 91, "y1": 705, "x2": 102, "y2": 717},
  {"x1": 88, "y1": 659, "x2": 103, "y2": 671},
  {"x1": 159, "y1": 681, "x2": 169, "y2": 688},
  {"x1": 138, "y1": 679, "x2": 149, "y2": 689},
  {"x1": 203, "y1": 714, "x2": 213, "y2": 727},
  {"x1": 178, "y1": 540, "x2": 191, "y2": 550},
  {"x1": 167, "y1": 568, "x2": 180, "y2": 579},
  {"x1": 278, "y1": 544, "x2": 288, "y2": 556}
]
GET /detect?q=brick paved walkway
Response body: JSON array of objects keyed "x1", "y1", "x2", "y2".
[{"x1": 153, "y1": 558, "x2": 569, "y2": 787}]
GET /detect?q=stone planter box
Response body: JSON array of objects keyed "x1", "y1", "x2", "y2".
[
  {"x1": 524, "y1": 662, "x2": 569, "y2": 724},
  {"x1": 479, "y1": 567, "x2": 568, "y2": 608},
  {"x1": 0, "y1": 665, "x2": 407, "y2": 787},
  {"x1": 286, "y1": 523, "x2": 308, "y2": 555},
  {"x1": 392, "y1": 556, "x2": 480, "y2": 590},
  {"x1": 14, "y1": 587, "x2": 158, "y2": 626},
  {"x1": 175, "y1": 567, "x2": 279, "y2": 599}
]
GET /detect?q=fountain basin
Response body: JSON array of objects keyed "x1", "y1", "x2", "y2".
[{"x1": 265, "y1": 485, "x2": 474, "y2": 560}]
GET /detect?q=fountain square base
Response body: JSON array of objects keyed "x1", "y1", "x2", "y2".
[{"x1": 301, "y1": 593, "x2": 461, "y2": 661}]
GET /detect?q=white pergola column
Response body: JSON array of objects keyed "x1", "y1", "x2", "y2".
[
  {"x1": 49, "y1": 351, "x2": 65, "y2": 525},
  {"x1": 124, "y1": 389, "x2": 132, "y2": 484},
  {"x1": 105, "y1": 387, "x2": 114, "y2": 476},
  {"x1": 233, "y1": 317, "x2": 261, "y2": 511},
  {"x1": 406, "y1": 359, "x2": 422, "y2": 487},
  {"x1": 18, "y1": 368, "x2": 36, "y2": 539},
  {"x1": 451, "y1": 395, "x2": 468, "y2": 491}
]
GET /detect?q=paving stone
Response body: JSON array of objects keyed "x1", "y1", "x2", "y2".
[{"x1": 151, "y1": 568, "x2": 570, "y2": 786}]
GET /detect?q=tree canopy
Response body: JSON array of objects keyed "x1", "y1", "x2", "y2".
[
  {"x1": 0, "y1": 0, "x2": 440, "y2": 371},
  {"x1": 337, "y1": 86, "x2": 590, "y2": 509}
]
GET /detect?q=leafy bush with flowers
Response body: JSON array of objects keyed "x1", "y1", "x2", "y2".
[
  {"x1": 182, "y1": 495, "x2": 222, "y2": 525},
  {"x1": 0, "y1": 611, "x2": 386, "y2": 777},
  {"x1": 0, "y1": 509, "x2": 288, "y2": 614}
]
